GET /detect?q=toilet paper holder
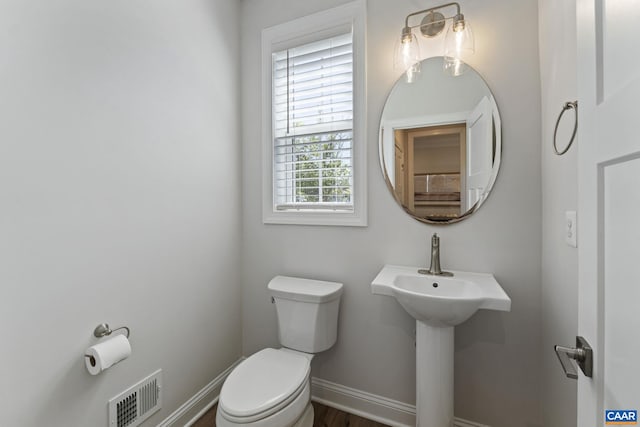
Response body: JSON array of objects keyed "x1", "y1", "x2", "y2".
[
  {"x1": 85, "y1": 323, "x2": 131, "y2": 368},
  {"x1": 92, "y1": 323, "x2": 130, "y2": 339}
]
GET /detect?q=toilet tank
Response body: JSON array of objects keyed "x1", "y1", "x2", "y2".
[{"x1": 268, "y1": 276, "x2": 343, "y2": 353}]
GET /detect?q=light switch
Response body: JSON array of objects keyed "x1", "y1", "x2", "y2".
[{"x1": 566, "y1": 211, "x2": 577, "y2": 247}]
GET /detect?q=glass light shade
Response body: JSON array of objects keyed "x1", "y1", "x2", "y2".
[
  {"x1": 394, "y1": 29, "x2": 421, "y2": 82},
  {"x1": 405, "y1": 62, "x2": 421, "y2": 83},
  {"x1": 443, "y1": 19, "x2": 474, "y2": 76},
  {"x1": 443, "y1": 56, "x2": 466, "y2": 76}
]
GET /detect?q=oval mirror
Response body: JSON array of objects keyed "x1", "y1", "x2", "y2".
[{"x1": 379, "y1": 57, "x2": 501, "y2": 224}]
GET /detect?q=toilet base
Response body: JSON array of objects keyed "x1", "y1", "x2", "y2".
[
  {"x1": 293, "y1": 403, "x2": 314, "y2": 427},
  {"x1": 217, "y1": 402, "x2": 313, "y2": 427}
]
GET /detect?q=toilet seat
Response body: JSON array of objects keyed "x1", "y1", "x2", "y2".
[
  {"x1": 218, "y1": 348, "x2": 311, "y2": 424},
  {"x1": 217, "y1": 380, "x2": 311, "y2": 427}
]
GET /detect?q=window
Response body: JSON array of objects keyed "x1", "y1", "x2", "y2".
[
  {"x1": 261, "y1": 1, "x2": 366, "y2": 226},
  {"x1": 273, "y1": 34, "x2": 353, "y2": 211}
]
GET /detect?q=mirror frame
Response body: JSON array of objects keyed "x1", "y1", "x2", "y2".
[{"x1": 378, "y1": 57, "x2": 502, "y2": 225}]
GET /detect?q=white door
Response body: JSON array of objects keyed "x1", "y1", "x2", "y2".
[
  {"x1": 577, "y1": 0, "x2": 640, "y2": 425},
  {"x1": 465, "y1": 96, "x2": 493, "y2": 209}
]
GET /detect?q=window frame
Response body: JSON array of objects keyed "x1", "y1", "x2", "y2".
[{"x1": 261, "y1": 1, "x2": 367, "y2": 226}]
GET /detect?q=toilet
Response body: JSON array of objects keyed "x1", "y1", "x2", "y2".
[{"x1": 216, "y1": 275, "x2": 343, "y2": 427}]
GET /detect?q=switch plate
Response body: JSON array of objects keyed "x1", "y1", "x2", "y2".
[{"x1": 566, "y1": 211, "x2": 577, "y2": 247}]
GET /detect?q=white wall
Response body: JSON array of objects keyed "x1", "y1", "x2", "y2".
[
  {"x1": 240, "y1": 1, "x2": 543, "y2": 426},
  {"x1": 0, "y1": 1, "x2": 242, "y2": 425},
  {"x1": 538, "y1": 0, "x2": 579, "y2": 425}
]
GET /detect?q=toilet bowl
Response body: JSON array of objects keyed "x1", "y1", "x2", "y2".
[
  {"x1": 216, "y1": 348, "x2": 313, "y2": 427},
  {"x1": 216, "y1": 276, "x2": 343, "y2": 427}
]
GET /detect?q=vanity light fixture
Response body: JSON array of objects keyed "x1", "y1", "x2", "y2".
[{"x1": 394, "y1": 2, "x2": 475, "y2": 80}]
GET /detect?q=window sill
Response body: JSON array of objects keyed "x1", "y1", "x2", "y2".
[{"x1": 263, "y1": 209, "x2": 367, "y2": 227}]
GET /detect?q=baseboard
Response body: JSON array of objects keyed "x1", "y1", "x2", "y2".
[
  {"x1": 311, "y1": 377, "x2": 415, "y2": 427},
  {"x1": 157, "y1": 358, "x2": 244, "y2": 427},
  {"x1": 453, "y1": 418, "x2": 490, "y2": 427},
  {"x1": 311, "y1": 377, "x2": 490, "y2": 427},
  {"x1": 159, "y1": 359, "x2": 488, "y2": 427}
]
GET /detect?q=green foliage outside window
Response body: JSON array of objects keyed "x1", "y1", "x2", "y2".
[{"x1": 292, "y1": 131, "x2": 352, "y2": 204}]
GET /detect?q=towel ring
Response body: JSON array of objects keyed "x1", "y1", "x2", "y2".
[{"x1": 553, "y1": 101, "x2": 578, "y2": 156}]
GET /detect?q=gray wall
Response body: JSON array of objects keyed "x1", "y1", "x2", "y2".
[
  {"x1": 538, "y1": 0, "x2": 579, "y2": 425},
  {"x1": 0, "y1": 1, "x2": 242, "y2": 425},
  {"x1": 240, "y1": 1, "x2": 543, "y2": 426}
]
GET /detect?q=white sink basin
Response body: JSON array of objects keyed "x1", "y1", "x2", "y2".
[
  {"x1": 372, "y1": 264, "x2": 511, "y2": 426},
  {"x1": 371, "y1": 264, "x2": 511, "y2": 327}
]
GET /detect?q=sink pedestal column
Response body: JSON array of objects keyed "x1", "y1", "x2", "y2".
[{"x1": 415, "y1": 321, "x2": 454, "y2": 427}]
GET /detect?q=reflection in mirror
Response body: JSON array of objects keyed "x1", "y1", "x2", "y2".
[{"x1": 380, "y1": 57, "x2": 501, "y2": 224}]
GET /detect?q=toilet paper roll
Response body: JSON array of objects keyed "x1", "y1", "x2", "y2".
[{"x1": 85, "y1": 334, "x2": 132, "y2": 375}]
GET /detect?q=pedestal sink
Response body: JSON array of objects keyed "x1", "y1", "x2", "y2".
[{"x1": 371, "y1": 265, "x2": 511, "y2": 427}]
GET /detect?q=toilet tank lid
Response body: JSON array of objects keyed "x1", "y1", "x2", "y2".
[{"x1": 268, "y1": 276, "x2": 343, "y2": 303}]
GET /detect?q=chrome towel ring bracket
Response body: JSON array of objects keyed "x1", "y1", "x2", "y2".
[{"x1": 553, "y1": 100, "x2": 578, "y2": 156}]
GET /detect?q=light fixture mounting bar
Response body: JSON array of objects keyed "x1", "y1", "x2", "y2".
[{"x1": 403, "y1": 2, "x2": 462, "y2": 32}]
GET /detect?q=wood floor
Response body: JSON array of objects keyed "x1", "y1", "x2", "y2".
[{"x1": 192, "y1": 401, "x2": 390, "y2": 427}]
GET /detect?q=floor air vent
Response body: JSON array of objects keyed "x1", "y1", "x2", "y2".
[{"x1": 108, "y1": 370, "x2": 162, "y2": 427}]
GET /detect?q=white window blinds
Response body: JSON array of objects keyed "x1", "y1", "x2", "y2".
[{"x1": 272, "y1": 32, "x2": 354, "y2": 211}]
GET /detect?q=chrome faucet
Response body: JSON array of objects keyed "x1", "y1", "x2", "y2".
[{"x1": 419, "y1": 233, "x2": 454, "y2": 276}]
